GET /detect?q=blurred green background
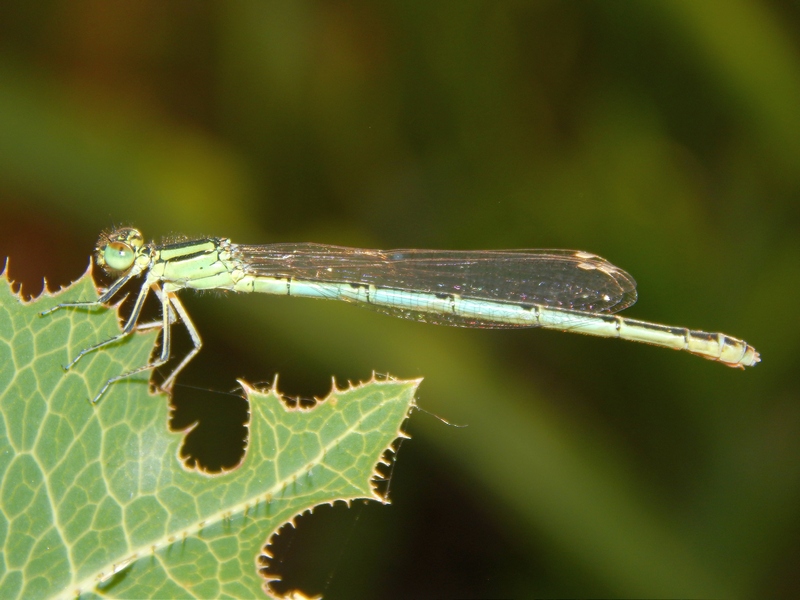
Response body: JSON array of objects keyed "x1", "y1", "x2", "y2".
[{"x1": 1, "y1": 1, "x2": 798, "y2": 598}]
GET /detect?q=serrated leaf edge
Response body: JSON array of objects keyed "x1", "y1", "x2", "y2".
[
  {"x1": 255, "y1": 374, "x2": 419, "y2": 599},
  {"x1": 2, "y1": 257, "x2": 100, "y2": 305},
  {"x1": 67, "y1": 375, "x2": 420, "y2": 599}
]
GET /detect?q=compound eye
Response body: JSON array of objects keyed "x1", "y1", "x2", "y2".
[{"x1": 104, "y1": 241, "x2": 135, "y2": 272}]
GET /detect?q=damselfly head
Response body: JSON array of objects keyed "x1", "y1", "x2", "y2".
[{"x1": 95, "y1": 227, "x2": 145, "y2": 274}]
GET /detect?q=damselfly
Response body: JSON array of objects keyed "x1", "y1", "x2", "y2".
[{"x1": 43, "y1": 227, "x2": 760, "y2": 403}]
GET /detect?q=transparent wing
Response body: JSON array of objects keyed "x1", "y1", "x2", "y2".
[{"x1": 232, "y1": 243, "x2": 638, "y2": 314}]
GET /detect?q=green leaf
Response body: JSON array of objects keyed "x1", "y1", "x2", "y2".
[{"x1": 0, "y1": 262, "x2": 418, "y2": 599}]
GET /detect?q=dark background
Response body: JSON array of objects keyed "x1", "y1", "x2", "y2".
[{"x1": 1, "y1": 1, "x2": 798, "y2": 598}]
